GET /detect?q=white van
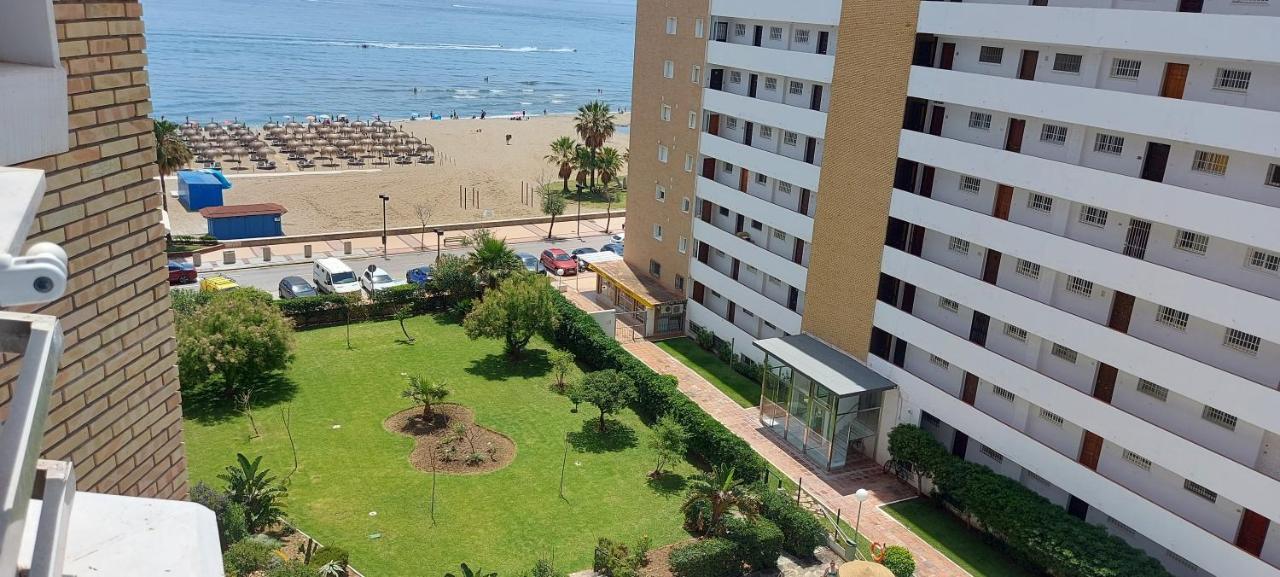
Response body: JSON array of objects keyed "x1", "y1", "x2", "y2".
[{"x1": 312, "y1": 258, "x2": 361, "y2": 294}]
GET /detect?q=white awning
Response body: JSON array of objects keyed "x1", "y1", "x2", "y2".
[{"x1": 754, "y1": 334, "x2": 896, "y2": 397}]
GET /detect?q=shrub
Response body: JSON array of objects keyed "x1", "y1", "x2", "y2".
[
  {"x1": 755, "y1": 484, "x2": 826, "y2": 559},
  {"x1": 528, "y1": 557, "x2": 566, "y2": 577},
  {"x1": 219, "y1": 454, "x2": 287, "y2": 534},
  {"x1": 267, "y1": 561, "x2": 315, "y2": 577},
  {"x1": 593, "y1": 537, "x2": 645, "y2": 577},
  {"x1": 308, "y1": 545, "x2": 350, "y2": 570},
  {"x1": 189, "y1": 481, "x2": 247, "y2": 549},
  {"x1": 724, "y1": 517, "x2": 783, "y2": 570},
  {"x1": 692, "y1": 325, "x2": 715, "y2": 350},
  {"x1": 463, "y1": 274, "x2": 559, "y2": 358},
  {"x1": 880, "y1": 545, "x2": 915, "y2": 577},
  {"x1": 668, "y1": 538, "x2": 742, "y2": 577},
  {"x1": 275, "y1": 293, "x2": 354, "y2": 316},
  {"x1": 177, "y1": 289, "x2": 295, "y2": 399},
  {"x1": 730, "y1": 356, "x2": 762, "y2": 384},
  {"x1": 171, "y1": 288, "x2": 214, "y2": 317},
  {"x1": 713, "y1": 340, "x2": 733, "y2": 363},
  {"x1": 223, "y1": 536, "x2": 281, "y2": 577},
  {"x1": 371, "y1": 282, "x2": 420, "y2": 305}
]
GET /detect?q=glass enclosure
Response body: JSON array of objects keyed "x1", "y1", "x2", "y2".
[{"x1": 758, "y1": 353, "x2": 883, "y2": 470}]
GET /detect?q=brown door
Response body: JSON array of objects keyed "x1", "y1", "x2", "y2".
[
  {"x1": 1237, "y1": 509, "x2": 1271, "y2": 557},
  {"x1": 919, "y1": 166, "x2": 936, "y2": 198},
  {"x1": 696, "y1": 240, "x2": 710, "y2": 262},
  {"x1": 730, "y1": 259, "x2": 740, "y2": 281},
  {"x1": 950, "y1": 431, "x2": 969, "y2": 458},
  {"x1": 961, "y1": 373, "x2": 979, "y2": 405},
  {"x1": 928, "y1": 105, "x2": 946, "y2": 136},
  {"x1": 804, "y1": 137, "x2": 817, "y2": 164},
  {"x1": 939, "y1": 43, "x2": 956, "y2": 70},
  {"x1": 692, "y1": 281, "x2": 706, "y2": 304},
  {"x1": 699, "y1": 199, "x2": 713, "y2": 223},
  {"x1": 994, "y1": 184, "x2": 1014, "y2": 220},
  {"x1": 1005, "y1": 119, "x2": 1025, "y2": 153},
  {"x1": 1079, "y1": 432, "x2": 1104, "y2": 470},
  {"x1": 707, "y1": 113, "x2": 720, "y2": 136},
  {"x1": 1161, "y1": 63, "x2": 1190, "y2": 99},
  {"x1": 738, "y1": 168, "x2": 749, "y2": 192},
  {"x1": 810, "y1": 85, "x2": 824, "y2": 112},
  {"x1": 1108, "y1": 292, "x2": 1135, "y2": 333},
  {"x1": 701, "y1": 158, "x2": 716, "y2": 179},
  {"x1": 792, "y1": 238, "x2": 805, "y2": 264},
  {"x1": 1067, "y1": 496, "x2": 1090, "y2": 520},
  {"x1": 798, "y1": 188, "x2": 811, "y2": 216},
  {"x1": 1093, "y1": 364, "x2": 1117, "y2": 404},
  {"x1": 969, "y1": 312, "x2": 990, "y2": 347},
  {"x1": 1018, "y1": 50, "x2": 1038, "y2": 81},
  {"x1": 908, "y1": 226, "x2": 925, "y2": 256},
  {"x1": 982, "y1": 250, "x2": 1002, "y2": 284},
  {"x1": 1141, "y1": 142, "x2": 1171, "y2": 182},
  {"x1": 1178, "y1": 0, "x2": 1203, "y2": 12},
  {"x1": 743, "y1": 121, "x2": 754, "y2": 146},
  {"x1": 734, "y1": 214, "x2": 745, "y2": 234},
  {"x1": 901, "y1": 284, "x2": 917, "y2": 314}
]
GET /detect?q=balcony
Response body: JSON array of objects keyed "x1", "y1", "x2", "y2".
[
  {"x1": 691, "y1": 259, "x2": 802, "y2": 333},
  {"x1": 706, "y1": 39, "x2": 835, "y2": 84},
  {"x1": 700, "y1": 133, "x2": 822, "y2": 191},
  {"x1": 696, "y1": 176, "x2": 814, "y2": 241},
  {"x1": 702, "y1": 88, "x2": 828, "y2": 138},
  {"x1": 693, "y1": 218, "x2": 807, "y2": 288},
  {"x1": 709, "y1": 0, "x2": 842, "y2": 26}
]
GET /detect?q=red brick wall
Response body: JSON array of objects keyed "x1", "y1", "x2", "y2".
[{"x1": 0, "y1": 0, "x2": 186, "y2": 499}]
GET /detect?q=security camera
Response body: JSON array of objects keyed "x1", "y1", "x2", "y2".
[{"x1": 0, "y1": 242, "x2": 69, "y2": 308}]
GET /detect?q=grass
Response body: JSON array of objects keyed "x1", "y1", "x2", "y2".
[
  {"x1": 538, "y1": 182, "x2": 627, "y2": 212},
  {"x1": 655, "y1": 337, "x2": 760, "y2": 408},
  {"x1": 185, "y1": 315, "x2": 695, "y2": 576},
  {"x1": 882, "y1": 498, "x2": 1040, "y2": 577}
]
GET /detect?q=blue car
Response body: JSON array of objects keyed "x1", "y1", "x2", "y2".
[
  {"x1": 600, "y1": 243, "x2": 625, "y2": 256},
  {"x1": 407, "y1": 266, "x2": 434, "y2": 286}
]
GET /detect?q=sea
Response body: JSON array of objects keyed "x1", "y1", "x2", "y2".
[{"x1": 145, "y1": 0, "x2": 636, "y2": 124}]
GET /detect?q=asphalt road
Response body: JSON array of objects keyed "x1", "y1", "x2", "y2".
[{"x1": 174, "y1": 231, "x2": 618, "y2": 296}]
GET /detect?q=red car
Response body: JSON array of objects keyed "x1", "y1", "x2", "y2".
[
  {"x1": 539, "y1": 248, "x2": 577, "y2": 276},
  {"x1": 167, "y1": 260, "x2": 197, "y2": 284}
]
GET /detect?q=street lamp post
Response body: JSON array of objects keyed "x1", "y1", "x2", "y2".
[
  {"x1": 853, "y1": 488, "x2": 869, "y2": 559},
  {"x1": 378, "y1": 194, "x2": 390, "y2": 259},
  {"x1": 575, "y1": 183, "x2": 584, "y2": 238},
  {"x1": 434, "y1": 229, "x2": 444, "y2": 262}
]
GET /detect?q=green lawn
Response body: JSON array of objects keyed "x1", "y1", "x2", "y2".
[
  {"x1": 185, "y1": 315, "x2": 695, "y2": 576},
  {"x1": 656, "y1": 338, "x2": 760, "y2": 408},
  {"x1": 882, "y1": 499, "x2": 1039, "y2": 577}
]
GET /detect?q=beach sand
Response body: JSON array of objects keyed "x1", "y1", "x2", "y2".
[{"x1": 166, "y1": 113, "x2": 631, "y2": 236}]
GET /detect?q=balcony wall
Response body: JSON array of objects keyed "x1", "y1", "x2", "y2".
[{"x1": 706, "y1": 40, "x2": 835, "y2": 84}]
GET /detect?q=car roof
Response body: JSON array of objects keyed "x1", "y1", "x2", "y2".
[
  {"x1": 545, "y1": 248, "x2": 568, "y2": 255},
  {"x1": 282, "y1": 275, "x2": 309, "y2": 284},
  {"x1": 315, "y1": 257, "x2": 352, "y2": 272},
  {"x1": 515, "y1": 252, "x2": 535, "y2": 258},
  {"x1": 409, "y1": 265, "x2": 433, "y2": 271},
  {"x1": 573, "y1": 247, "x2": 597, "y2": 253}
]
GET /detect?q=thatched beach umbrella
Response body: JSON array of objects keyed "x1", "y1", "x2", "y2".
[
  {"x1": 395, "y1": 144, "x2": 412, "y2": 155},
  {"x1": 320, "y1": 145, "x2": 339, "y2": 159},
  {"x1": 204, "y1": 122, "x2": 219, "y2": 130},
  {"x1": 295, "y1": 145, "x2": 315, "y2": 156}
]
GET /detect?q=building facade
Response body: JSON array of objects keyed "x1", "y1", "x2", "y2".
[{"x1": 624, "y1": 1, "x2": 1280, "y2": 576}]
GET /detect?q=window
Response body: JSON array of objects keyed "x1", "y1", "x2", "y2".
[
  {"x1": 1267, "y1": 164, "x2": 1280, "y2": 188},
  {"x1": 1015, "y1": 259, "x2": 1041, "y2": 279},
  {"x1": 660, "y1": 104, "x2": 672, "y2": 122},
  {"x1": 729, "y1": 71, "x2": 741, "y2": 84},
  {"x1": 759, "y1": 126, "x2": 773, "y2": 139},
  {"x1": 665, "y1": 17, "x2": 677, "y2": 35},
  {"x1": 929, "y1": 355, "x2": 950, "y2": 370},
  {"x1": 1214, "y1": 68, "x2": 1251, "y2": 92},
  {"x1": 938, "y1": 297, "x2": 960, "y2": 313},
  {"x1": 678, "y1": 237, "x2": 689, "y2": 254},
  {"x1": 680, "y1": 197, "x2": 691, "y2": 213},
  {"x1": 1191, "y1": 150, "x2": 1229, "y2": 175},
  {"x1": 1024, "y1": 469, "x2": 1048, "y2": 485},
  {"x1": 772, "y1": 229, "x2": 786, "y2": 241},
  {"x1": 1183, "y1": 479, "x2": 1217, "y2": 503},
  {"x1": 1093, "y1": 133, "x2": 1124, "y2": 155},
  {"x1": 718, "y1": 206, "x2": 730, "y2": 217},
  {"x1": 750, "y1": 219, "x2": 763, "y2": 231},
  {"x1": 1122, "y1": 450, "x2": 1152, "y2": 470},
  {"x1": 1039, "y1": 408, "x2": 1064, "y2": 426},
  {"x1": 675, "y1": 274, "x2": 686, "y2": 290},
  {"x1": 1223, "y1": 328, "x2": 1261, "y2": 355},
  {"x1": 769, "y1": 26, "x2": 783, "y2": 41},
  {"x1": 755, "y1": 173, "x2": 767, "y2": 185},
  {"x1": 979, "y1": 445, "x2": 1004, "y2": 463},
  {"x1": 789, "y1": 81, "x2": 804, "y2": 95},
  {"x1": 726, "y1": 117, "x2": 738, "y2": 130},
  {"x1": 1155, "y1": 306, "x2": 1189, "y2": 330},
  {"x1": 764, "y1": 77, "x2": 778, "y2": 91},
  {"x1": 794, "y1": 29, "x2": 810, "y2": 43},
  {"x1": 649, "y1": 259, "x2": 662, "y2": 277},
  {"x1": 691, "y1": 65, "x2": 701, "y2": 84},
  {"x1": 684, "y1": 154, "x2": 694, "y2": 172},
  {"x1": 921, "y1": 412, "x2": 941, "y2": 426},
  {"x1": 968, "y1": 111, "x2": 992, "y2": 130},
  {"x1": 1052, "y1": 53, "x2": 1082, "y2": 73},
  {"x1": 734, "y1": 23, "x2": 746, "y2": 37},
  {"x1": 777, "y1": 182, "x2": 792, "y2": 194},
  {"x1": 783, "y1": 131, "x2": 797, "y2": 146},
  {"x1": 1051, "y1": 343, "x2": 1078, "y2": 363},
  {"x1": 978, "y1": 46, "x2": 1004, "y2": 64},
  {"x1": 657, "y1": 145, "x2": 668, "y2": 163},
  {"x1": 1202, "y1": 406, "x2": 1238, "y2": 431},
  {"x1": 1137, "y1": 379, "x2": 1169, "y2": 401},
  {"x1": 1028, "y1": 193, "x2": 1054, "y2": 212},
  {"x1": 1079, "y1": 205, "x2": 1109, "y2": 227},
  {"x1": 1174, "y1": 230, "x2": 1209, "y2": 255},
  {"x1": 959, "y1": 175, "x2": 982, "y2": 194},
  {"x1": 1246, "y1": 248, "x2": 1280, "y2": 273},
  {"x1": 655, "y1": 184, "x2": 666, "y2": 202},
  {"x1": 992, "y1": 385, "x2": 1016, "y2": 402},
  {"x1": 1065, "y1": 276, "x2": 1094, "y2": 297},
  {"x1": 1110, "y1": 58, "x2": 1141, "y2": 79},
  {"x1": 767, "y1": 275, "x2": 781, "y2": 285},
  {"x1": 694, "y1": 18, "x2": 704, "y2": 38},
  {"x1": 652, "y1": 224, "x2": 663, "y2": 240},
  {"x1": 688, "y1": 111, "x2": 697, "y2": 129},
  {"x1": 663, "y1": 60, "x2": 674, "y2": 79},
  {"x1": 1004, "y1": 324, "x2": 1028, "y2": 342},
  {"x1": 948, "y1": 237, "x2": 970, "y2": 255},
  {"x1": 1040, "y1": 123, "x2": 1067, "y2": 145},
  {"x1": 721, "y1": 160, "x2": 733, "y2": 172}
]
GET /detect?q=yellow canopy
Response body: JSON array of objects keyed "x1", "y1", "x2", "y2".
[{"x1": 838, "y1": 560, "x2": 895, "y2": 577}]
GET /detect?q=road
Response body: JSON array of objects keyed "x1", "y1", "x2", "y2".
[{"x1": 174, "y1": 232, "x2": 618, "y2": 295}]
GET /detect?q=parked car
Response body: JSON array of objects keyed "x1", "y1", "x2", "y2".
[
  {"x1": 198, "y1": 275, "x2": 238, "y2": 293},
  {"x1": 570, "y1": 247, "x2": 597, "y2": 271},
  {"x1": 360, "y1": 264, "x2": 406, "y2": 294},
  {"x1": 406, "y1": 265, "x2": 434, "y2": 286},
  {"x1": 515, "y1": 252, "x2": 543, "y2": 274},
  {"x1": 600, "y1": 243, "x2": 624, "y2": 256},
  {"x1": 611, "y1": 231, "x2": 625, "y2": 244},
  {"x1": 539, "y1": 248, "x2": 577, "y2": 276},
  {"x1": 313, "y1": 257, "x2": 361, "y2": 294},
  {"x1": 167, "y1": 260, "x2": 197, "y2": 285},
  {"x1": 278, "y1": 276, "x2": 318, "y2": 299}
]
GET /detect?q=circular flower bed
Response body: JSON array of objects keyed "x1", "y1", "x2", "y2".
[{"x1": 383, "y1": 403, "x2": 516, "y2": 474}]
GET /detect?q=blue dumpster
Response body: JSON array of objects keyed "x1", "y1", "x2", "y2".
[
  {"x1": 199, "y1": 203, "x2": 286, "y2": 240},
  {"x1": 177, "y1": 170, "x2": 231, "y2": 211}
]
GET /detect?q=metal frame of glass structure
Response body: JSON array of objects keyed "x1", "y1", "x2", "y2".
[{"x1": 758, "y1": 352, "x2": 884, "y2": 471}]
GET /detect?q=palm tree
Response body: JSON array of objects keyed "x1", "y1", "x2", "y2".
[
  {"x1": 218, "y1": 453, "x2": 287, "y2": 533},
  {"x1": 154, "y1": 119, "x2": 193, "y2": 211},
  {"x1": 681, "y1": 467, "x2": 758, "y2": 536},
  {"x1": 445, "y1": 563, "x2": 496, "y2": 577},
  {"x1": 469, "y1": 233, "x2": 522, "y2": 291},
  {"x1": 544, "y1": 136, "x2": 578, "y2": 194},
  {"x1": 596, "y1": 147, "x2": 625, "y2": 233},
  {"x1": 571, "y1": 145, "x2": 594, "y2": 237},
  {"x1": 573, "y1": 101, "x2": 617, "y2": 192}
]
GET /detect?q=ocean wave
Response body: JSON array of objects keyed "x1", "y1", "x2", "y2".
[
  {"x1": 150, "y1": 31, "x2": 573, "y2": 53},
  {"x1": 521, "y1": 89, "x2": 534, "y2": 93}
]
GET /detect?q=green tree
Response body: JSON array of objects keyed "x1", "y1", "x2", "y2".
[
  {"x1": 445, "y1": 563, "x2": 496, "y2": 577},
  {"x1": 648, "y1": 415, "x2": 688, "y2": 477},
  {"x1": 154, "y1": 119, "x2": 192, "y2": 211},
  {"x1": 681, "y1": 466, "x2": 758, "y2": 536},
  {"x1": 548, "y1": 350, "x2": 575, "y2": 392},
  {"x1": 573, "y1": 101, "x2": 617, "y2": 192},
  {"x1": 177, "y1": 289, "x2": 294, "y2": 399},
  {"x1": 544, "y1": 136, "x2": 579, "y2": 194},
  {"x1": 595, "y1": 146, "x2": 625, "y2": 232},
  {"x1": 575, "y1": 369, "x2": 635, "y2": 432},
  {"x1": 431, "y1": 253, "x2": 479, "y2": 301},
  {"x1": 463, "y1": 274, "x2": 559, "y2": 359},
  {"x1": 539, "y1": 188, "x2": 568, "y2": 239},
  {"x1": 218, "y1": 453, "x2": 287, "y2": 534},
  {"x1": 395, "y1": 304, "x2": 415, "y2": 343},
  {"x1": 401, "y1": 375, "x2": 450, "y2": 418},
  {"x1": 880, "y1": 545, "x2": 916, "y2": 577},
  {"x1": 469, "y1": 232, "x2": 522, "y2": 291}
]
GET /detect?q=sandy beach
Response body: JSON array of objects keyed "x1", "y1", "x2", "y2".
[{"x1": 166, "y1": 113, "x2": 630, "y2": 236}]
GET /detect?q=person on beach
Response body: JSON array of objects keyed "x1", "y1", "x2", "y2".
[{"x1": 480, "y1": 110, "x2": 487, "y2": 119}]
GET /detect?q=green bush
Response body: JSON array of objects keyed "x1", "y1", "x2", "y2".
[
  {"x1": 593, "y1": 537, "x2": 645, "y2": 577},
  {"x1": 880, "y1": 545, "x2": 915, "y2": 577},
  {"x1": 178, "y1": 289, "x2": 295, "y2": 400},
  {"x1": 275, "y1": 293, "x2": 354, "y2": 316},
  {"x1": 724, "y1": 517, "x2": 783, "y2": 570},
  {"x1": 371, "y1": 282, "x2": 420, "y2": 305},
  {"x1": 170, "y1": 289, "x2": 214, "y2": 317},
  {"x1": 223, "y1": 536, "x2": 281, "y2": 577},
  {"x1": 755, "y1": 485, "x2": 826, "y2": 559},
  {"x1": 188, "y1": 481, "x2": 247, "y2": 549},
  {"x1": 267, "y1": 561, "x2": 314, "y2": 577},
  {"x1": 308, "y1": 545, "x2": 350, "y2": 570},
  {"x1": 888, "y1": 424, "x2": 1173, "y2": 577},
  {"x1": 668, "y1": 538, "x2": 742, "y2": 577}
]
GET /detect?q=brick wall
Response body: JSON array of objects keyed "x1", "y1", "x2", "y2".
[{"x1": 0, "y1": 0, "x2": 186, "y2": 499}]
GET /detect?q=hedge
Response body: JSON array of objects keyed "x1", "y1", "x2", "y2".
[
  {"x1": 880, "y1": 545, "x2": 915, "y2": 577},
  {"x1": 668, "y1": 538, "x2": 741, "y2": 577},
  {"x1": 546, "y1": 292, "x2": 768, "y2": 482},
  {"x1": 724, "y1": 517, "x2": 783, "y2": 570},
  {"x1": 755, "y1": 483, "x2": 826, "y2": 559},
  {"x1": 275, "y1": 288, "x2": 445, "y2": 330},
  {"x1": 888, "y1": 425, "x2": 1173, "y2": 577}
]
